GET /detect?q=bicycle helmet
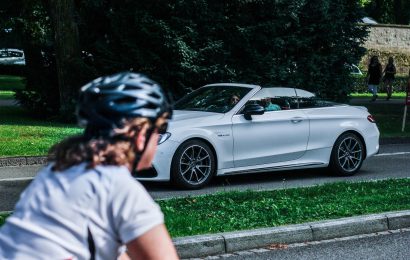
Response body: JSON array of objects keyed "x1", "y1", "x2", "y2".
[{"x1": 77, "y1": 72, "x2": 172, "y2": 137}]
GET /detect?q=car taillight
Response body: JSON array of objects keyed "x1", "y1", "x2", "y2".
[{"x1": 367, "y1": 115, "x2": 376, "y2": 123}]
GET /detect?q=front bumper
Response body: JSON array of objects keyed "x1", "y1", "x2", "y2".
[{"x1": 136, "y1": 139, "x2": 180, "y2": 182}]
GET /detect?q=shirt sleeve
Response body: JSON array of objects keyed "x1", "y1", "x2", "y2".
[{"x1": 109, "y1": 169, "x2": 164, "y2": 244}]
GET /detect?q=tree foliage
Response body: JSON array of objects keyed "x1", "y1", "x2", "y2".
[
  {"x1": 2, "y1": 0, "x2": 368, "y2": 119},
  {"x1": 78, "y1": 0, "x2": 367, "y2": 101},
  {"x1": 364, "y1": 0, "x2": 410, "y2": 25},
  {"x1": 0, "y1": 0, "x2": 60, "y2": 116}
]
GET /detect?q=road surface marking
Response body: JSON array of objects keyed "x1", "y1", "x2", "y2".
[{"x1": 375, "y1": 152, "x2": 410, "y2": 157}]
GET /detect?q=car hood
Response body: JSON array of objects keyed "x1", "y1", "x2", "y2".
[{"x1": 169, "y1": 110, "x2": 224, "y2": 128}]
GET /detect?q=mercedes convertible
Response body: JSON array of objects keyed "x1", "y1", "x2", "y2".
[{"x1": 136, "y1": 83, "x2": 380, "y2": 189}]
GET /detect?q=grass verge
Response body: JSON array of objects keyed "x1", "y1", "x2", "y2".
[
  {"x1": 0, "y1": 97, "x2": 409, "y2": 157},
  {"x1": 362, "y1": 102, "x2": 410, "y2": 138},
  {"x1": 0, "y1": 75, "x2": 25, "y2": 91},
  {"x1": 0, "y1": 90, "x2": 15, "y2": 100},
  {"x1": 350, "y1": 92, "x2": 407, "y2": 98},
  {"x1": 0, "y1": 106, "x2": 82, "y2": 157},
  {"x1": 1, "y1": 179, "x2": 409, "y2": 238},
  {"x1": 160, "y1": 178, "x2": 410, "y2": 237}
]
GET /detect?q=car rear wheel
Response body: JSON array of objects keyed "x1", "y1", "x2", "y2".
[
  {"x1": 171, "y1": 140, "x2": 216, "y2": 189},
  {"x1": 329, "y1": 133, "x2": 364, "y2": 176}
]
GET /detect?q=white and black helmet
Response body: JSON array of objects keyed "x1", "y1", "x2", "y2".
[{"x1": 77, "y1": 72, "x2": 172, "y2": 137}]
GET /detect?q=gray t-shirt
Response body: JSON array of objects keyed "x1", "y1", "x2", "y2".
[{"x1": 0, "y1": 163, "x2": 164, "y2": 259}]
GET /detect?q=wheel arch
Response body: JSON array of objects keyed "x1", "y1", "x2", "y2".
[
  {"x1": 170, "y1": 137, "x2": 219, "y2": 175},
  {"x1": 333, "y1": 130, "x2": 367, "y2": 159}
]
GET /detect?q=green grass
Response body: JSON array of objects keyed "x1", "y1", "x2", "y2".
[
  {"x1": 0, "y1": 106, "x2": 82, "y2": 157},
  {"x1": 0, "y1": 95, "x2": 409, "y2": 157},
  {"x1": 2, "y1": 179, "x2": 408, "y2": 237},
  {"x1": 358, "y1": 102, "x2": 410, "y2": 138},
  {"x1": 160, "y1": 179, "x2": 410, "y2": 237},
  {"x1": 0, "y1": 212, "x2": 11, "y2": 226},
  {"x1": 0, "y1": 75, "x2": 25, "y2": 91},
  {"x1": 350, "y1": 92, "x2": 407, "y2": 98},
  {"x1": 0, "y1": 90, "x2": 15, "y2": 100}
]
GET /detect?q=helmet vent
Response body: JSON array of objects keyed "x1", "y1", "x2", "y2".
[{"x1": 115, "y1": 97, "x2": 136, "y2": 104}]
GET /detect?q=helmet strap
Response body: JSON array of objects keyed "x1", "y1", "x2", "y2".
[{"x1": 131, "y1": 125, "x2": 155, "y2": 176}]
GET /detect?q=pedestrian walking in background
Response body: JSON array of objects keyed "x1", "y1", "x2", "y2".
[
  {"x1": 407, "y1": 68, "x2": 410, "y2": 90},
  {"x1": 366, "y1": 55, "x2": 383, "y2": 101},
  {"x1": 0, "y1": 72, "x2": 179, "y2": 260},
  {"x1": 383, "y1": 57, "x2": 396, "y2": 100}
]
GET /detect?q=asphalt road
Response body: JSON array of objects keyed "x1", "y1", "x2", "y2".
[
  {"x1": 213, "y1": 228, "x2": 410, "y2": 260},
  {"x1": 0, "y1": 143, "x2": 409, "y2": 211}
]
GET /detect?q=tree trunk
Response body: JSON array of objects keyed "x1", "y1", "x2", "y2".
[{"x1": 46, "y1": 0, "x2": 81, "y2": 117}]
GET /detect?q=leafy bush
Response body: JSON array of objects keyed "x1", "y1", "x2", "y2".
[
  {"x1": 0, "y1": 65, "x2": 26, "y2": 76},
  {"x1": 352, "y1": 75, "x2": 409, "y2": 93},
  {"x1": 78, "y1": 0, "x2": 368, "y2": 101},
  {"x1": 5, "y1": 0, "x2": 369, "y2": 117}
]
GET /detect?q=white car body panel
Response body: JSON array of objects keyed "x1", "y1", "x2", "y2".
[
  {"x1": 231, "y1": 109, "x2": 309, "y2": 167},
  {"x1": 143, "y1": 83, "x2": 380, "y2": 182}
]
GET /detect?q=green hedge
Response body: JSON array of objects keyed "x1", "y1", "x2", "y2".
[
  {"x1": 352, "y1": 75, "x2": 409, "y2": 93},
  {"x1": 7, "y1": 0, "x2": 368, "y2": 119}
]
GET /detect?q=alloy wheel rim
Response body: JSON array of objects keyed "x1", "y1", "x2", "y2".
[
  {"x1": 337, "y1": 137, "x2": 362, "y2": 172},
  {"x1": 179, "y1": 145, "x2": 212, "y2": 185}
]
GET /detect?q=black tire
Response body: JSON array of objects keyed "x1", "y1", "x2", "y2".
[
  {"x1": 329, "y1": 133, "x2": 365, "y2": 176},
  {"x1": 171, "y1": 140, "x2": 216, "y2": 189}
]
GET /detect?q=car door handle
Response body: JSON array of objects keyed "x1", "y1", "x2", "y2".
[{"x1": 290, "y1": 117, "x2": 304, "y2": 123}]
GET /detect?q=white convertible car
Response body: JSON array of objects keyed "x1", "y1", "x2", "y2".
[{"x1": 136, "y1": 83, "x2": 380, "y2": 189}]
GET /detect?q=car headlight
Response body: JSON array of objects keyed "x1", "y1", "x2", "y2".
[{"x1": 158, "y1": 132, "x2": 171, "y2": 145}]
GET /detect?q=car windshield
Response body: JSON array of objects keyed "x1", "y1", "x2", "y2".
[{"x1": 175, "y1": 85, "x2": 252, "y2": 113}]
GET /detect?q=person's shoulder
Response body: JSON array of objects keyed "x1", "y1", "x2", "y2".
[
  {"x1": 94, "y1": 164, "x2": 134, "y2": 184},
  {"x1": 95, "y1": 164, "x2": 130, "y2": 174}
]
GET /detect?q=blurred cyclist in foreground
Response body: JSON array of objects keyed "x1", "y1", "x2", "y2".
[{"x1": 0, "y1": 72, "x2": 179, "y2": 260}]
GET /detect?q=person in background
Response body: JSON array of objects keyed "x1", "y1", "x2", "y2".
[
  {"x1": 229, "y1": 93, "x2": 241, "y2": 105},
  {"x1": 383, "y1": 57, "x2": 396, "y2": 101},
  {"x1": 261, "y1": 97, "x2": 281, "y2": 111},
  {"x1": 0, "y1": 72, "x2": 179, "y2": 260},
  {"x1": 407, "y1": 68, "x2": 410, "y2": 92},
  {"x1": 366, "y1": 55, "x2": 383, "y2": 102}
]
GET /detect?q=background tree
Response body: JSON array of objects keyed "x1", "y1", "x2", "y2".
[
  {"x1": 0, "y1": 0, "x2": 60, "y2": 116},
  {"x1": 78, "y1": 0, "x2": 367, "y2": 101},
  {"x1": 3, "y1": 0, "x2": 368, "y2": 119},
  {"x1": 363, "y1": 0, "x2": 410, "y2": 24},
  {"x1": 44, "y1": 0, "x2": 96, "y2": 118}
]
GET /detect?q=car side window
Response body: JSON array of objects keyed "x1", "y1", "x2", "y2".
[
  {"x1": 243, "y1": 96, "x2": 297, "y2": 112},
  {"x1": 297, "y1": 97, "x2": 317, "y2": 109},
  {"x1": 273, "y1": 97, "x2": 297, "y2": 110}
]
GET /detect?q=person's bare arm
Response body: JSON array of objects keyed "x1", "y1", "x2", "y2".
[{"x1": 126, "y1": 224, "x2": 179, "y2": 260}]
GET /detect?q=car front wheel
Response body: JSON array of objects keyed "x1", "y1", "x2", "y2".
[
  {"x1": 329, "y1": 133, "x2": 364, "y2": 176},
  {"x1": 171, "y1": 140, "x2": 216, "y2": 189}
]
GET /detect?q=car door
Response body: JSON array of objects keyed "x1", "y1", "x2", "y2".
[{"x1": 231, "y1": 88, "x2": 309, "y2": 168}]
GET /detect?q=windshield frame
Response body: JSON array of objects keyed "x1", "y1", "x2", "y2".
[{"x1": 174, "y1": 85, "x2": 255, "y2": 113}]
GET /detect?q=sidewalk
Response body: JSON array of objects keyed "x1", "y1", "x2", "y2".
[{"x1": 174, "y1": 210, "x2": 410, "y2": 258}]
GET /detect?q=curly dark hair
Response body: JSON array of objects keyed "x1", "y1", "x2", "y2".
[{"x1": 48, "y1": 118, "x2": 150, "y2": 172}]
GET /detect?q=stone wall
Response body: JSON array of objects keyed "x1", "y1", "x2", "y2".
[
  {"x1": 361, "y1": 24, "x2": 410, "y2": 75},
  {"x1": 364, "y1": 24, "x2": 410, "y2": 50}
]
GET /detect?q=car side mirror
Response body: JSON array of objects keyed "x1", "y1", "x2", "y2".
[{"x1": 243, "y1": 103, "x2": 264, "y2": 120}]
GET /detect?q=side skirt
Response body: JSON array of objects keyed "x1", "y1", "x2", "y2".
[{"x1": 221, "y1": 162, "x2": 327, "y2": 176}]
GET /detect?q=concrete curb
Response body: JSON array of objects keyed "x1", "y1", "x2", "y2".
[
  {"x1": 0, "y1": 156, "x2": 47, "y2": 167},
  {"x1": 1, "y1": 210, "x2": 409, "y2": 258},
  {"x1": 172, "y1": 210, "x2": 410, "y2": 258}
]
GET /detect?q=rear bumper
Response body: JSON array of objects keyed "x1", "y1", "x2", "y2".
[{"x1": 364, "y1": 124, "x2": 380, "y2": 158}]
